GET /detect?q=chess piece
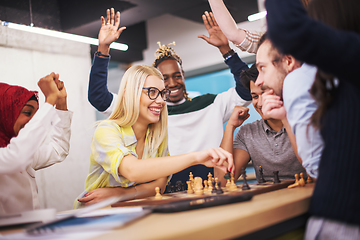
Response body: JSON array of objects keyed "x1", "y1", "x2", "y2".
[
  {"x1": 194, "y1": 177, "x2": 204, "y2": 195},
  {"x1": 203, "y1": 180, "x2": 208, "y2": 192},
  {"x1": 258, "y1": 166, "x2": 266, "y2": 183},
  {"x1": 273, "y1": 171, "x2": 281, "y2": 183},
  {"x1": 189, "y1": 172, "x2": 194, "y2": 189},
  {"x1": 187, "y1": 181, "x2": 194, "y2": 194},
  {"x1": 299, "y1": 172, "x2": 306, "y2": 187},
  {"x1": 211, "y1": 180, "x2": 217, "y2": 194},
  {"x1": 208, "y1": 178, "x2": 213, "y2": 193},
  {"x1": 288, "y1": 174, "x2": 300, "y2": 188},
  {"x1": 216, "y1": 182, "x2": 224, "y2": 194},
  {"x1": 306, "y1": 175, "x2": 313, "y2": 184},
  {"x1": 229, "y1": 172, "x2": 237, "y2": 191},
  {"x1": 208, "y1": 172, "x2": 213, "y2": 183},
  {"x1": 155, "y1": 187, "x2": 162, "y2": 199},
  {"x1": 226, "y1": 179, "x2": 231, "y2": 189},
  {"x1": 241, "y1": 167, "x2": 251, "y2": 190},
  {"x1": 214, "y1": 178, "x2": 219, "y2": 189},
  {"x1": 167, "y1": 182, "x2": 173, "y2": 193},
  {"x1": 224, "y1": 171, "x2": 231, "y2": 180},
  {"x1": 175, "y1": 181, "x2": 183, "y2": 192}
]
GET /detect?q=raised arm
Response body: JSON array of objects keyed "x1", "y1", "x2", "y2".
[
  {"x1": 198, "y1": 11, "x2": 251, "y2": 101},
  {"x1": 88, "y1": 8, "x2": 126, "y2": 112},
  {"x1": 32, "y1": 80, "x2": 73, "y2": 170},
  {"x1": 207, "y1": 0, "x2": 247, "y2": 45}
]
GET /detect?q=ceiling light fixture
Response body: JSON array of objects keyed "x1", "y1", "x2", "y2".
[
  {"x1": 1, "y1": 21, "x2": 128, "y2": 51},
  {"x1": 247, "y1": 11, "x2": 267, "y2": 22}
]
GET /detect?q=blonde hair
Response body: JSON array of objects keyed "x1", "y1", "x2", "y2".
[{"x1": 109, "y1": 65, "x2": 168, "y2": 158}]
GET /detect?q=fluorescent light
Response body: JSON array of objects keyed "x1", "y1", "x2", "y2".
[
  {"x1": 248, "y1": 11, "x2": 267, "y2": 22},
  {"x1": 1, "y1": 21, "x2": 128, "y2": 51}
]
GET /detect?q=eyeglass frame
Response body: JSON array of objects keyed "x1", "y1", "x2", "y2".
[{"x1": 142, "y1": 87, "x2": 171, "y2": 101}]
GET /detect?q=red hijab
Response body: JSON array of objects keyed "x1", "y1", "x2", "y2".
[{"x1": 0, "y1": 83, "x2": 38, "y2": 147}]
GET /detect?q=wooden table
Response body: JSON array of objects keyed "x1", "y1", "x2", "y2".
[{"x1": 90, "y1": 183, "x2": 314, "y2": 240}]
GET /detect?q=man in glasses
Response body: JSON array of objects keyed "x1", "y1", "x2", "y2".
[{"x1": 88, "y1": 9, "x2": 253, "y2": 190}]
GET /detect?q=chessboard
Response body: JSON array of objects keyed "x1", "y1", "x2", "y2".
[{"x1": 112, "y1": 179, "x2": 295, "y2": 208}]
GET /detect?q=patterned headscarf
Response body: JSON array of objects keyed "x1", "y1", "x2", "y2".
[{"x1": 0, "y1": 83, "x2": 38, "y2": 147}]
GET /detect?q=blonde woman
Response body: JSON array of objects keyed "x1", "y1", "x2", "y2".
[{"x1": 76, "y1": 65, "x2": 234, "y2": 207}]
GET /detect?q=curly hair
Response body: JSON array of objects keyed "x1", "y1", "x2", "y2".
[{"x1": 152, "y1": 42, "x2": 190, "y2": 101}]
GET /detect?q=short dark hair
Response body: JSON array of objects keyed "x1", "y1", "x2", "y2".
[{"x1": 240, "y1": 63, "x2": 259, "y2": 91}]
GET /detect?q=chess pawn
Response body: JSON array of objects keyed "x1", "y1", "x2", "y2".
[
  {"x1": 214, "y1": 178, "x2": 219, "y2": 189},
  {"x1": 288, "y1": 174, "x2": 300, "y2": 188},
  {"x1": 155, "y1": 187, "x2": 162, "y2": 199},
  {"x1": 187, "y1": 181, "x2": 194, "y2": 194},
  {"x1": 307, "y1": 175, "x2": 313, "y2": 184},
  {"x1": 208, "y1": 179, "x2": 213, "y2": 193},
  {"x1": 211, "y1": 180, "x2": 217, "y2": 194},
  {"x1": 216, "y1": 181, "x2": 224, "y2": 194},
  {"x1": 203, "y1": 180, "x2": 208, "y2": 192},
  {"x1": 273, "y1": 171, "x2": 281, "y2": 183},
  {"x1": 258, "y1": 166, "x2": 266, "y2": 183},
  {"x1": 299, "y1": 172, "x2": 306, "y2": 187},
  {"x1": 229, "y1": 173, "x2": 237, "y2": 191}
]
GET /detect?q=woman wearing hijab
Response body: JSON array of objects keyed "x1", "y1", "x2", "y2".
[{"x1": 0, "y1": 73, "x2": 73, "y2": 215}]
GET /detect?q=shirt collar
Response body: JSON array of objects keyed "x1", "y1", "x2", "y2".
[
  {"x1": 166, "y1": 98, "x2": 186, "y2": 106},
  {"x1": 262, "y1": 119, "x2": 286, "y2": 135},
  {"x1": 121, "y1": 125, "x2": 150, "y2": 147}
]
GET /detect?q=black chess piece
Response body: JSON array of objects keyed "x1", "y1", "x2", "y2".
[
  {"x1": 216, "y1": 181, "x2": 224, "y2": 194},
  {"x1": 166, "y1": 182, "x2": 172, "y2": 193},
  {"x1": 175, "y1": 181, "x2": 183, "y2": 192},
  {"x1": 224, "y1": 171, "x2": 231, "y2": 180},
  {"x1": 273, "y1": 171, "x2": 281, "y2": 183},
  {"x1": 258, "y1": 166, "x2": 266, "y2": 183},
  {"x1": 241, "y1": 167, "x2": 251, "y2": 190},
  {"x1": 211, "y1": 180, "x2": 217, "y2": 193}
]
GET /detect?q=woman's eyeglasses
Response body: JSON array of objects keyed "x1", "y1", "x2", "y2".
[{"x1": 143, "y1": 87, "x2": 171, "y2": 101}]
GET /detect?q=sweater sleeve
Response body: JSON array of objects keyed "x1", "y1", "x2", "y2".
[
  {"x1": 32, "y1": 109, "x2": 73, "y2": 170},
  {"x1": 225, "y1": 53, "x2": 252, "y2": 101},
  {"x1": 265, "y1": 0, "x2": 360, "y2": 88},
  {"x1": 88, "y1": 55, "x2": 114, "y2": 112}
]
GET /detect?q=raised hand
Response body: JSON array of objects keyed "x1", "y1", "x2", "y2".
[
  {"x1": 98, "y1": 8, "x2": 126, "y2": 55},
  {"x1": 261, "y1": 89, "x2": 286, "y2": 120},
  {"x1": 195, "y1": 147, "x2": 234, "y2": 174},
  {"x1": 37, "y1": 72, "x2": 61, "y2": 106},
  {"x1": 198, "y1": 11, "x2": 231, "y2": 54},
  {"x1": 55, "y1": 79, "x2": 67, "y2": 110},
  {"x1": 228, "y1": 106, "x2": 250, "y2": 128}
]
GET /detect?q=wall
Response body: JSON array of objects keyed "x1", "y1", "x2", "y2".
[
  {"x1": 133, "y1": 13, "x2": 266, "y2": 73},
  {"x1": 0, "y1": 25, "x2": 95, "y2": 211}
]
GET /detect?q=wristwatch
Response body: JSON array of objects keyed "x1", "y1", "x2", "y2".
[
  {"x1": 223, "y1": 49, "x2": 235, "y2": 59},
  {"x1": 95, "y1": 51, "x2": 110, "y2": 58}
]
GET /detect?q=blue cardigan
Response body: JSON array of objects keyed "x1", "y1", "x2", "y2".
[{"x1": 266, "y1": 0, "x2": 360, "y2": 225}]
